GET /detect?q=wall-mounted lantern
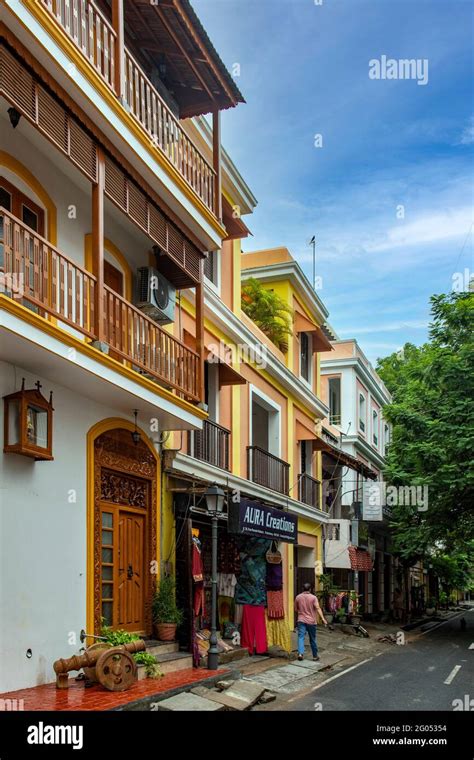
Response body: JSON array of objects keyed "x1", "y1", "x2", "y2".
[{"x1": 3, "y1": 379, "x2": 54, "y2": 460}]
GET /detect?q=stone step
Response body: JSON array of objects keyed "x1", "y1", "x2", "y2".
[
  {"x1": 157, "y1": 693, "x2": 225, "y2": 711},
  {"x1": 155, "y1": 651, "x2": 193, "y2": 675},
  {"x1": 137, "y1": 651, "x2": 193, "y2": 680},
  {"x1": 144, "y1": 639, "x2": 179, "y2": 656}
]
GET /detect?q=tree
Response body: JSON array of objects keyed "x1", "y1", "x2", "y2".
[
  {"x1": 241, "y1": 278, "x2": 293, "y2": 352},
  {"x1": 376, "y1": 292, "x2": 474, "y2": 574}
]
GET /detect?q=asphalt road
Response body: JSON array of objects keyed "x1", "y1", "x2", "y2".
[{"x1": 286, "y1": 610, "x2": 474, "y2": 711}]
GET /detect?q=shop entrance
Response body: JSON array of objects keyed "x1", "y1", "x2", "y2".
[{"x1": 91, "y1": 426, "x2": 158, "y2": 635}]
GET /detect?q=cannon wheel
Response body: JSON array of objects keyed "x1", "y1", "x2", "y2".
[
  {"x1": 83, "y1": 642, "x2": 113, "y2": 683},
  {"x1": 95, "y1": 648, "x2": 137, "y2": 691}
]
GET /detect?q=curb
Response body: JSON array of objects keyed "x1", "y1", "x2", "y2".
[{"x1": 114, "y1": 667, "x2": 243, "y2": 711}]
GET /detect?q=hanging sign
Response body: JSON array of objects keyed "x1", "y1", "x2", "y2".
[
  {"x1": 228, "y1": 498, "x2": 297, "y2": 543},
  {"x1": 362, "y1": 482, "x2": 384, "y2": 521}
]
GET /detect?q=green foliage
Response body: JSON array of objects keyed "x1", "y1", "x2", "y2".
[
  {"x1": 133, "y1": 651, "x2": 161, "y2": 678},
  {"x1": 376, "y1": 292, "x2": 474, "y2": 570},
  {"x1": 100, "y1": 626, "x2": 161, "y2": 677},
  {"x1": 317, "y1": 573, "x2": 334, "y2": 595},
  {"x1": 152, "y1": 575, "x2": 184, "y2": 625},
  {"x1": 241, "y1": 278, "x2": 293, "y2": 351},
  {"x1": 100, "y1": 626, "x2": 139, "y2": 646}
]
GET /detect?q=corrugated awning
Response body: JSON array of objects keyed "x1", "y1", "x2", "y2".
[
  {"x1": 348, "y1": 546, "x2": 373, "y2": 571},
  {"x1": 314, "y1": 437, "x2": 377, "y2": 480}
]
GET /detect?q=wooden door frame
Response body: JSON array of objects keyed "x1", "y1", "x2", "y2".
[{"x1": 87, "y1": 419, "x2": 159, "y2": 636}]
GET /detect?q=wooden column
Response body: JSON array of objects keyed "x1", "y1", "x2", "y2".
[
  {"x1": 212, "y1": 109, "x2": 222, "y2": 221},
  {"x1": 112, "y1": 0, "x2": 125, "y2": 102},
  {"x1": 92, "y1": 147, "x2": 105, "y2": 344},
  {"x1": 195, "y1": 259, "x2": 205, "y2": 405}
]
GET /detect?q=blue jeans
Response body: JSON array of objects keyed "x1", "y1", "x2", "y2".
[{"x1": 297, "y1": 622, "x2": 318, "y2": 657}]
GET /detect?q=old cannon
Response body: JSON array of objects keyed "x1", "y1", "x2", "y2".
[{"x1": 53, "y1": 639, "x2": 146, "y2": 692}]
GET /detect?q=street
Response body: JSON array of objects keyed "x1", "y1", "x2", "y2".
[{"x1": 284, "y1": 611, "x2": 473, "y2": 711}]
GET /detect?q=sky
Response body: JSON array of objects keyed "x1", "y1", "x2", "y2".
[{"x1": 193, "y1": 0, "x2": 474, "y2": 365}]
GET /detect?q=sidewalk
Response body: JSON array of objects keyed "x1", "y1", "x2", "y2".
[{"x1": 0, "y1": 667, "x2": 235, "y2": 712}]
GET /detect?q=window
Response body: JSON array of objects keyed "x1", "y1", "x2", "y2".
[
  {"x1": 372, "y1": 409, "x2": 378, "y2": 446},
  {"x1": 384, "y1": 424, "x2": 390, "y2": 454},
  {"x1": 300, "y1": 439, "x2": 312, "y2": 475},
  {"x1": 359, "y1": 393, "x2": 366, "y2": 432},
  {"x1": 0, "y1": 177, "x2": 44, "y2": 235},
  {"x1": 300, "y1": 332, "x2": 311, "y2": 382},
  {"x1": 204, "y1": 361, "x2": 219, "y2": 422},
  {"x1": 204, "y1": 250, "x2": 219, "y2": 288},
  {"x1": 329, "y1": 377, "x2": 341, "y2": 425},
  {"x1": 250, "y1": 387, "x2": 281, "y2": 456}
]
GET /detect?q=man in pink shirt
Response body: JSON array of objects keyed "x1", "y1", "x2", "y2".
[{"x1": 295, "y1": 583, "x2": 328, "y2": 661}]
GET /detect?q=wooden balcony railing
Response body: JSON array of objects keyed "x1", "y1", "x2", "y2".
[
  {"x1": 189, "y1": 419, "x2": 230, "y2": 471},
  {"x1": 247, "y1": 446, "x2": 290, "y2": 495},
  {"x1": 42, "y1": 0, "x2": 116, "y2": 87},
  {"x1": 298, "y1": 473, "x2": 321, "y2": 509},
  {"x1": 41, "y1": 0, "x2": 216, "y2": 215},
  {"x1": 0, "y1": 208, "x2": 199, "y2": 400}
]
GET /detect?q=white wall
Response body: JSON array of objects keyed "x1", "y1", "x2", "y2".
[
  {"x1": 0, "y1": 361, "x2": 131, "y2": 692},
  {"x1": 324, "y1": 520, "x2": 351, "y2": 569}
]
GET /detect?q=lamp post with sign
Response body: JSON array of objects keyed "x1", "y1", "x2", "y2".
[{"x1": 205, "y1": 483, "x2": 225, "y2": 670}]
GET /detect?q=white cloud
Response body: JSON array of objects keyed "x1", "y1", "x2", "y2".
[
  {"x1": 365, "y1": 206, "x2": 473, "y2": 253},
  {"x1": 457, "y1": 116, "x2": 474, "y2": 145}
]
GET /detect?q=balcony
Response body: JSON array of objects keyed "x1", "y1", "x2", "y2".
[
  {"x1": 0, "y1": 209, "x2": 199, "y2": 401},
  {"x1": 189, "y1": 419, "x2": 230, "y2": 471},
  {"x1": 329, "y1": 413, "x2": 341, "y2": 426},
  {"x1": 38, "y1": 0, "x2": 243, "y2": 219},
  {"x1": 247, "y1": 446, "x2": 290, "y2": 495},
  {"x1": 298, "y1": 473, "x2": 321, "y2": 509}
]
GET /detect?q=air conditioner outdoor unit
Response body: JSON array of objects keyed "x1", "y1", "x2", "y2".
[{"x1": 135, "y1": 267, "x2": 176, "y2": 324}]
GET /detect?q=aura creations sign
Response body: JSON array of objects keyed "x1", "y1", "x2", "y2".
[{"x1": 228, "y1": 498, "x2": 297, "y2": 543}]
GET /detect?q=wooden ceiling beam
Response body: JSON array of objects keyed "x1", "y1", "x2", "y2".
[
  {"x1": 174, "y1": 0, "x2": 237, "y2": 104},
  {"x1": 152, "y1": 3, "x2": 217, "y2": 104}
]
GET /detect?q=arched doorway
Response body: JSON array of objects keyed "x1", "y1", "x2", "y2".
[{"x1": 88, "y1": 422, "x2": 159, "y2": 635}]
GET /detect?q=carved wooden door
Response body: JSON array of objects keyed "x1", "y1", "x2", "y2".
[{"x1": 117, "y1": 510, "x2": 146, "y2": 632}]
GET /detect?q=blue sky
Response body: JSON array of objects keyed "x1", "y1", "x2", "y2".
[{"x1": 194, "y1": 0, "x2": 474, "y2": 364}]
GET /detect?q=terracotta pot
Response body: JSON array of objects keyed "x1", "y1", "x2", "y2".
[{"x1": 155, "y1": 623, "x2": 177, "y2": 641}]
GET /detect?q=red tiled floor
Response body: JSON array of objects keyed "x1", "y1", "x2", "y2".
[{"x1": 0, "y1": 668, "x2": 229, "y2": 711}]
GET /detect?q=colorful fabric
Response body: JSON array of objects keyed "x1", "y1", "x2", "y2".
[
  {"x1": 241, "y1": 604, "x2": 267, "y2": 654},
  {"x1": 266, "y1": 561, "x2": 283, "y2": 591},
  {"x1": 266, "y1": 589, "x2": 285, "y2": 619},
  {"x1": 234, "y1": 538, "x2": 271, "y2": 606},
  {"x1": 218, "y1": 595, "x2": 235, "y2": 627},
  {"x1": 192, "y1": 541, "x2": 203, "y2": 582},
  {"x1": 265, "y1": 616, "x2": 291, "y2": 653},
  {"x1": 193, "y1": 582, "x2": 204, "y2": 617},
  {"x1": 217, "y1": 573, "x2": 237, "y2": 597}
]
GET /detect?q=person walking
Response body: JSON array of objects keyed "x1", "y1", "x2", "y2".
[{"x1": 295, "y1": 583, "x2": 328, "y2": 661}]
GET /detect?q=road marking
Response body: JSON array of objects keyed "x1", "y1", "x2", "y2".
[
  {"x1": 469, "y1": 643, "x2": 474, "y2": 650},
  {"x1": 444, "y1": 665, "x2": 462, "y2": 685},
  {"x1": 287, "y1": 658, "x2": 373, "y2": 702}
]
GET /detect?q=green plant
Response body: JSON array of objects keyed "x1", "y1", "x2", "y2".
[
  {"x1": 133, "y1": 651, "x2": 161, "y2": 679},
  {"x1": 438, "y1": 591, "x2": 448, "y2": 608},
  {"x1": 336, "y1": 608, "x2": 347, "y2": 620},
  {"x1": 152, "y1": 576, "x2": 184, "y2": 626},
  {"x1": 241, "y1": 278, "x2": 293, "y2": 352},
  {"x1": 100, "y1": 625, "x2": 160, "y2": 676}
]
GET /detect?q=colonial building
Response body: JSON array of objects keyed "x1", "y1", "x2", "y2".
[
  {"x1": 0, "y1": 0, "x2": 245, "y2": 691},
  {"x1": 320, "y1": 339, "x2": 394, "y2": 615},
  {"x1": 164, "y1": 242, "x2": 334, "y2": 655}
]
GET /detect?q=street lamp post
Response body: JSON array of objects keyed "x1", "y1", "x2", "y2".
[{"x1": 205, "y1": 483, "x2": 225, "y2": 670}]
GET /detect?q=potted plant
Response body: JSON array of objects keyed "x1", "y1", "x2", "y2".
[
  {"x1": 426, "y1": 597, "x2": 437, "y2": 616},
  {"x1": 336, "y1": 608, "x2": 347, "y2": 624},
  {"x1": 152, "y1": 576, "x2": 183, "y2": 641},
  {"x1": 348, "y1": 591, "x2": 362, "y2": 625}
]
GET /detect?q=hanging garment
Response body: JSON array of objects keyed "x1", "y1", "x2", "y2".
[
  {"x1": 241, "y1": 604, "x2": 267, "y2": 655},
  {"x1": 218, "y1": 595, "x2": 235, "y2": 627},
  {"x1": 266, "y1": 589, "x2": 285, "y2": 619},
  {"x1": 192, "y1": 540, "x2": 203, "y2": 582},
  {"x1": 265, "y1": 616, "x2": 291, "y2": 653},
  {"x1": 235, "y1": 538, "x2": 271, "y2": 606},
  {"x1": 193, "y1": 583, "x2": 205, "y2": 617},
  {"x1": 234, "y1": 603, "x2": 244, "y2": 626},
  {"x1": 217, "y1": 573, "x2": 237, "y2": 598},
  {"x1": 266, "y1": 561, "x2": 283, "y2": 591}
]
